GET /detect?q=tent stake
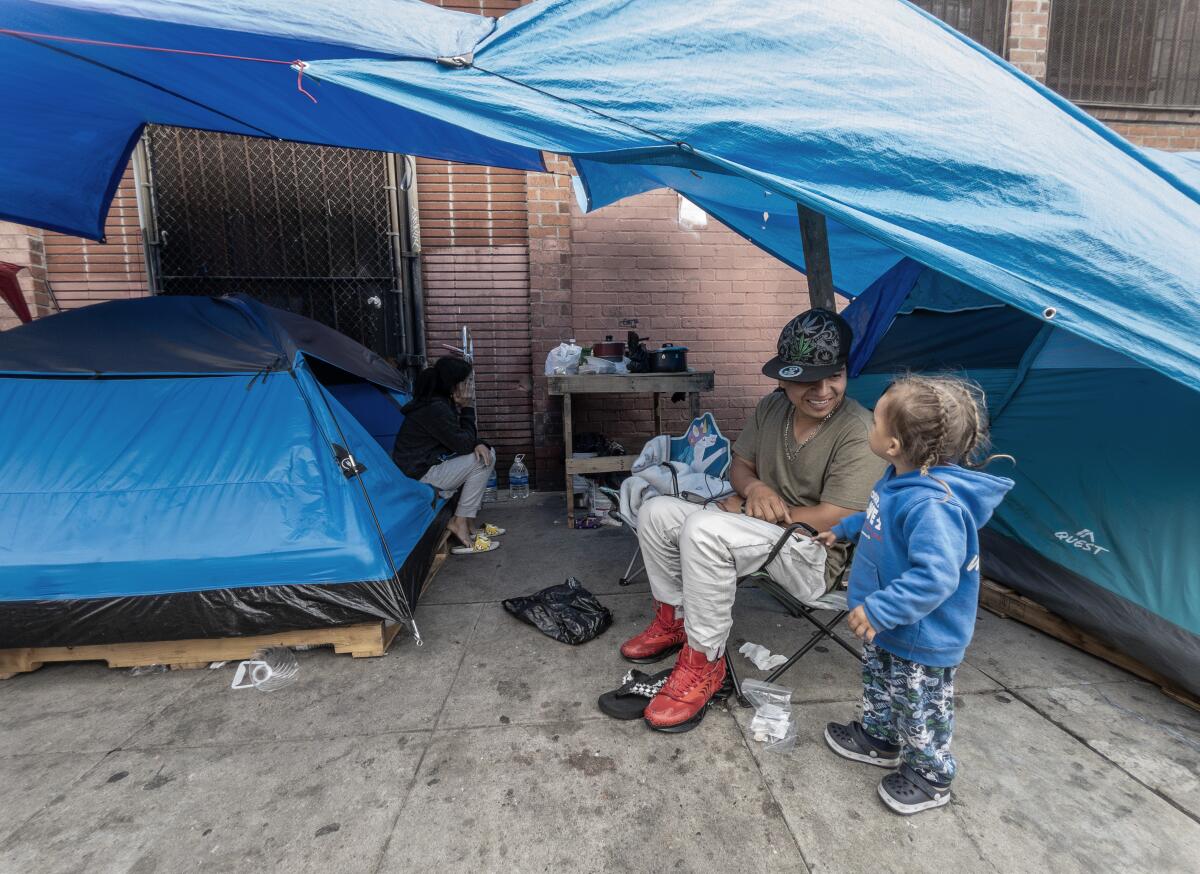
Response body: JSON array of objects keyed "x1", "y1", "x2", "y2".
[{"x1": 797, "y1": 203, "x2": 836, "y2": 311}]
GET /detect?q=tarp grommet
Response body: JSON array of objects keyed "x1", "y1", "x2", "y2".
[
  {"x1": 435, "y1": 53, "x2": 474, "y2": 68},
  {"x1": 1043, "y1": 306, "x2": 1057, "y2": 320}
]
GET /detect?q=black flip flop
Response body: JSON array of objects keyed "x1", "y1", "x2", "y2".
[
  {"x1": 597, "y1": 668, "x2": 672, "y2": 720},
  {"x1": 878, "y1": 764, "x2": 952, "y2": 815}
]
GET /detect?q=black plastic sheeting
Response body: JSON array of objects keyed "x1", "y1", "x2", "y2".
[
  {"x1": 503, "y1": 578, "x2": 613, "y2": 645},
  {"x1": 981, "y1": 529, "x2": 1200, "y2": 697},
  {"x1": 0, "y1": 294, "x2": 408, "y2": 391},
  {"x1": 0, "y1": 503, "x2": 451, "y2": 648}
]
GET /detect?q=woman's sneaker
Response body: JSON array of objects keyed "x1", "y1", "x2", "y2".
[
  {"x1": 878, "y1": 764, "x2": 952, "y2": 815},
  {"x1": 824, "y1": 721, "x2": 901, "y2": 767}
]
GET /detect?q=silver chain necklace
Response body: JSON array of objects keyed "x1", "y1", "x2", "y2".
[{"x1": 783, "y1": 400, "x2": 842, "y2": 462}]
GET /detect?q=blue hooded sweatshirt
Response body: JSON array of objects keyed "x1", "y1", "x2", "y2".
[{"x1": 832, "y1": 465, "x2": 1014, "y2": 668}]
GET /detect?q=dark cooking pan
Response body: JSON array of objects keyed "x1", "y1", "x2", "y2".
[
  {"x1": 592, "y1": 335, "x2": 626, "y2": 361},
  {"x1": 650, "y1": 344, "x2": 688, "y2": 373}
]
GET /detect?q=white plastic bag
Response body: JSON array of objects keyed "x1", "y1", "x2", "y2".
[
  {"x1": 545, "y1": 341, "x2": 582, "y2": 375},
  {"x1": 577, "y1": 356, "x2": 617, "y2": 375}
]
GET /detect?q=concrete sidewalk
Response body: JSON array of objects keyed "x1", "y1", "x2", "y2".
[{"x1": 2, "y1": 493, "x2": 1198, "y2": 873}]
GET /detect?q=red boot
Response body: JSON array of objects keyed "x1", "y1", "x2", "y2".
[
  {"x1": 620, "y1": 600, "x2": 687, "y2": 663},
  {"x1": 644, "y1": 643, "x2": 727, "y2": 732}
]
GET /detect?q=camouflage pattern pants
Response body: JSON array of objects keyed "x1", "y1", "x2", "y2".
[{"x1": 860, "y1": 642, "x2": 957, "y2": 784}]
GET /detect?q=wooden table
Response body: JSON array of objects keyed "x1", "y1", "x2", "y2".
[{"x1": 547, "y1": 370, "x2": 716, "y2": 527}]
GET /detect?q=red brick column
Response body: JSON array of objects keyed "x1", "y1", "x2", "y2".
[
  {"x1": 0, "y1": 222, "x2": 50, "y2": 330},
  {"x1": 527, "y1": 153, "x2": 576, "y2": 489},
  {"x1": 1007, "y1": 0, "x2": 1050, "y2": 81}
]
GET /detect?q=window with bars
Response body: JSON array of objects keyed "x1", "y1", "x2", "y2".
[
  {"x1": 1046, "y1": 0, "x2": 1200, "y2": 108},
  {"x1": 909, "y1": 0, "x2": 1011, "y2": 55}
]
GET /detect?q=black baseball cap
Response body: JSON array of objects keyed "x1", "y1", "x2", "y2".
[{"x1": 761, "y1": 308, "x2": 852, "y2": 383}]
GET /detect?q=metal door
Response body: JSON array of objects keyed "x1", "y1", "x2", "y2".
[{"x1": 139, "y1": 126, "x2": 422, "y2": 364}]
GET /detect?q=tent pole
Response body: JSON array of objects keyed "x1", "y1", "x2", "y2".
[{"x1": 797, "y1": 203, "x2": 836, "y2": 310}]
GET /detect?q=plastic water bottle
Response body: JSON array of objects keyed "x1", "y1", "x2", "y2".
[
  {"x1": 508, "y1": 454, "x2": 530, "y2": 500},
  {"x1": 482, "y1": 469, "x2": 498, "y2": 504}
]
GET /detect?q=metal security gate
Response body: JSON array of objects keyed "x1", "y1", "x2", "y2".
[
  {"x1": 1046, "y1": 0, "x2": 1200, "y2": 109},
  {"x1": 138, "y1": 126, "x2": 424, "y2": 365},
  {"x1": 911, "y1": 0, "x2": 1010, "y2": 55}
]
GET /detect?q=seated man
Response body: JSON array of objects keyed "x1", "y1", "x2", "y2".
[{"x1": 622, "y1": 308, "x2": 885, "y2": 732}]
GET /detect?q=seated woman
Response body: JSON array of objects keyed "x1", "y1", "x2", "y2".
[{"x1": 392, "y1": 356, "x2": 502, "y2": 554}]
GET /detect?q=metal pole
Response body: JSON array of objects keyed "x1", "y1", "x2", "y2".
[{"x1": 797, "y1": 203, "x2": 836, "y2": 311}]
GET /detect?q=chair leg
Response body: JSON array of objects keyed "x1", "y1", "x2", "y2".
[
  {"x1": 764, "y1": 610, "x2": 851, "y2": 684},
  {"x1": 619, "y1": 545, "x2": 645, "y2": 586},
  {"x1": 723, "y1": 649, "x2": 751, "y2": 708},
  {"x1": 796, "y1": 608, "x2": 859, "y2": 658}
]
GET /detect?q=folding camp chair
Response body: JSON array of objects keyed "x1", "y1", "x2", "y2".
[
  {"x1": 609, "y1": 412, "x2": 733, "y2": 586},
  {"x1": 725, "y1": 522, "x2": 857, "y2": 707}
]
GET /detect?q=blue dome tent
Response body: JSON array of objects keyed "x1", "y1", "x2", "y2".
[
  {"x1": 0, "y1": 0, "x2": 1197, "y2": 689},
  {"x1": 0, "y1": 295, "x2": 447, "y2": 646}
]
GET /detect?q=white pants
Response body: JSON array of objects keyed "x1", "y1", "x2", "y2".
[
  {"x1": 637, "y1": 496, "x2": 827, "y2": 659},
  {"x1": 420, "y1": 449, "x2": 495, "y2": 519}
]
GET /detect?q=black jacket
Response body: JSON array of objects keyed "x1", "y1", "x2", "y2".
[{"x1": 392, "y1": 396, "x2": 480, "y2": 480}]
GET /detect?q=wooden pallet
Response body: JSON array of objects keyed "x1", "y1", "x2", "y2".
[
  {"x1": 421, "y1": 529, "x2": 452, "y2": 598},
  {"x1": 1, "y1": 526, "x2": 455, "y2": 681},
  {"x1": 979, "y1": 579, "x2": 1199, "y2": 712},
  {"x1": 0, "y1": 621, "x2": 401, "y2": 680}
]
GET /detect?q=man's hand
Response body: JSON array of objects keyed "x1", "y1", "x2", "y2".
[
  {"x1": 473, "y1": 444, "x2": 492, "y2": 465},
  {"x1": 846, "y1": 605, "x2": 877, "y2": 643},
  {"x1": 744, "y1": 482, "x2": 790, "y2": 524},
  {"x1": 718, "y1": 494, "x2": 745, "y2": 513},
  {"x1": 814, "y1": 530, "x2": 838, "y2": 548}
]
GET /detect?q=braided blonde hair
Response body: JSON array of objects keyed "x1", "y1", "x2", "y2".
[{"x1": 882, "y1": 375, "x2": 1008, "y2": 488}]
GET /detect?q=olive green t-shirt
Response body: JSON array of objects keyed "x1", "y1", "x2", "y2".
[{"x1": 732, "y1": 391, "x2": 885, "y2": 587}]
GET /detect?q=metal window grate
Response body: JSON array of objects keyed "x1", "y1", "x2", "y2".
[
  {"x1": 909, "y1": 0, "x2": 1011, "y2": 55},
  {"x1": 1046, "y1": 0, "x2": 1200, "y2": 109},
  {"x1": 143, "y1": 126, "x2": 411, "y2": 360}
]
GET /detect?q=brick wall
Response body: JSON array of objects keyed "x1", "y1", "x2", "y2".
[
  {"x1": 527, "y1": 154, "x2": 576, "y2": 487},
  {"x1": 42, "y1": 168, "x2": 150, "y2": 311},
  {"x1": 1007, "y1": 0, "x2": 1050, "y2": 80},
  {"x1": 422, "y1": 245, "x2": 533, "y2": 476},
  {"x1": 564, "y1": 190, "x2": 810, "y2": 457},
  {"x1": 1088, "y1": 108, "x2": 1200, "y2": 151}
]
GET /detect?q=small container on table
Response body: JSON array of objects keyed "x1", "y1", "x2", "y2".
[{"x1": 547, "y1": 370, "x2": 717, "y2": 527}]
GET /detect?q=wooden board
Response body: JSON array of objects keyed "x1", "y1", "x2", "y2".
[
  {"x1": 979, "y1": 579, "x2": 1199, "y2": 712},
  {"x1": 421, "y1": 529, "x2": 452, "y2": 598},
  {"x1": 564, "y1": 455, "x2": 638, "y2": 475},
  {"x1": 0, "y1": 621, "x2": 401, "y2": 680},
  {"x1": 547, "y1": 371, "x2": 715, "y2": 395}
]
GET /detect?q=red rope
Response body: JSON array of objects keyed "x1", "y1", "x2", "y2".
[{"x1": 0, "y1": 27, "x2": 317, "y2": 103}]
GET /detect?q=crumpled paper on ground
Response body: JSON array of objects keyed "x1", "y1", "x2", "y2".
[{"x1": 739, "y1": 641, "x2": 788, "y2": 671}]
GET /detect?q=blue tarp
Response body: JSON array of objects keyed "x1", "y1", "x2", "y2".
[{"x1": 2, "y1": 0, "x2": 1199, "y2": 397}]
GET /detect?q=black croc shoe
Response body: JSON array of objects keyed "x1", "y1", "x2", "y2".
[
  {"x1": 597, "y1": 668, "x2": 672, "y2": 720},
  {"x1": 879, "y1": 764, "x2": 952, "y2": 815},
  {"x1": 824, "y1": 721, "x2": 901, "y2": 768}
]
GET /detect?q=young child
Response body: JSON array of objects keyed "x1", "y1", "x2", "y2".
[{"x1": 815, "y1": 374, "x2": 1013, "y2": 815}]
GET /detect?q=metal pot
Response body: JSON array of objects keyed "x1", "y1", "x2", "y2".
[
  {"x1": 650, "y1": 343, "x2": 688, "y2": 373},
  {"x1": 592, "y1": 335, "x2": 626, "y2": 361}
]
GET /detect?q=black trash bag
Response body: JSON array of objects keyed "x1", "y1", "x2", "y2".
[{"x1": 502, "y1": 577, "x2": 613, "y2": 645}]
